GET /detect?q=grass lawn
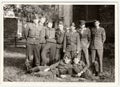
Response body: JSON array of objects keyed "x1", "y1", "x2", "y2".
[{"x1": 4, "y1": 44, "x2": 115, "y2": 82}]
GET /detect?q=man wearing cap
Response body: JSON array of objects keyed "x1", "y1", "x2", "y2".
[
  {"x1": 41, "y1": 21, "x2": 56, "y2": 66},
  {"x1": 24, "y1": 15, "x2": 46, "y2": 71},
  {"x1": 77, "y1": 20, "x2": 91, "y2": 68},
  {"x1": 63, "y1": 22, "x2": 80, "y2": 59},
  {"x1": 55, "y1": 21, "x2": 65, "y2": 61},
  {"x1": 90, "y1": 20, "x2": 106, "y2": 75}
]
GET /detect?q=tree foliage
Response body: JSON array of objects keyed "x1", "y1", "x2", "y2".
[{"x1": 4, "y1": 4, "x2": 59, "y2": 22}]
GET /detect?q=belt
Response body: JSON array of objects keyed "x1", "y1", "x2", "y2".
[{"x1": 28, "y1": 37, "x2": 39, "y2": 40}]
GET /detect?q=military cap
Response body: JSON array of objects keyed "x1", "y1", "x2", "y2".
[
  {"x1": 79, "y1": 20, "x2": 86, "y2": 25},
  {"x1": 93, "y1": 20, "x2": 100, "y2": 23},
  {"x1": 47, "y1": 19, "x2": 53, "y2": 23},
  {"x1": 59, "y1": 21, "x2": 64, "y2": 25},
  {"x1": 70, "y1": 22, "x2": 75, "y2": 27},
  {"x1": 63, "y1": 52, "x2": 71, "y2": 59}
]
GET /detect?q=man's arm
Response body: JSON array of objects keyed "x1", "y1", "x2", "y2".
[
  {"x1": 87, "y1": 28, "x2": 91, "y2": 48},
  {"x1": 42, "y1": 27, "x2": 46, "y2": 38},
  {"x1": 24, "y1": 23, "x2": 29, "y2": 40},
  {"x1": 102, "y1": 28, "x2": 106, "y2": 44},
  {"x1": 76, "y1": 33, "x2": 81, "y2": 53},
  {"x1": 77, "y1": 62, "x2": 88, "y2": 76},
  {"x1": 44, "y1": 61, "x2": 60, "y2": 72},
  {"x1": 63, "y1": 33, "x2": 67, "y2": 52}
]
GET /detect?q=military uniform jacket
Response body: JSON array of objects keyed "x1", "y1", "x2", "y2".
[
  {"x1": 78, "y1": 28, "x2": 91, "y2": 48},
  {"x1": 55, "y1": 28, "x2": 65, "y2": 48},
  {"x1": 24, "y1": 23, "x2": 46, "y2": 44},
  {"x1": 49, "y1": 60, "x2": 72, "y2": 69},
  {"x1": 45, "y1": 27, "x2": 56, "y2": 43},
  {"x1": 49, "y1": 60, "x2": 73, "y2": 75},
  {"x1": 90, "y1": 27, "x2": 106, "y2": 49},
  {"x1": 73, "y1": 61, "x2": 85, "y2": 74},
  {"x1": 63, "y1": 30, "x2": 80, "y2": 52}
]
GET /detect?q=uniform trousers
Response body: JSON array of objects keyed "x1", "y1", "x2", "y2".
[
  {"x1": 26, "y1": 44, "x2": 43, "y2": 69},
  {"x1": 55, "y1": 47, "x2": 64, "y2": 61},
  {"x1": 79, "y1": 48, "x2": 90, "y2": 67},
  {"x1": 91, "y1": 49, "x2": 103, "y2": 73},
  {"x1": 41, "y1": 42, "x2": 56, "y2": 65}
]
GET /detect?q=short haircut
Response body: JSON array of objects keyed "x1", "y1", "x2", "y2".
[{"x1": 94, "y1": 20, "x2": 100, "y2": 23}]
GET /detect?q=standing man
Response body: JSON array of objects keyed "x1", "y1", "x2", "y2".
[
  {"x1": 24, "y1": 15, "x2": 46, "y2": 71},
  {"x1": 77, "y1": 20, "x2": 91, "y2": 68},
  {"x1": 41, "y1": 21, "x2": 56, "y2": 66},
  {"x1": 63, "y1": 22, "x2": 80, "y2": 59},
  {"x1": 55, "y1": 21, "x2": 65, "y2": 61},
  {"x1": 90, "y1": 20, "x2": 106, "y2": 75}
]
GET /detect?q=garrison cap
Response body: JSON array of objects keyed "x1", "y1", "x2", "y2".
[{"x1": 79, "y1": 20, "x2": 86, "y2": 25}]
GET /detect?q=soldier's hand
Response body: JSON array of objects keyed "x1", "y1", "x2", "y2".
[
  {"x1": 76, "y1": 51, "x2": 79, "y2": 54},
  {"x1": 44, "y1": 68, "x2": 50, "y2": 72},
  {"x1": 60, "y1": 75, "x2": 67, "y2": 78},
  {"x1": 63, "y1": 50, "x2": 66, "y2": 53},
  {"x1": 76, "y1": 73, "x2": 82, "y2": 77},
  {"x1": 87, "y1": 43, "x2": 90, "y2": 48},
  {"x1": 77, "y1": 71, "x2": 83, "y2": 77}
]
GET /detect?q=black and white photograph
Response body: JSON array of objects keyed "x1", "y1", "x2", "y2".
[{"x1": 3, "y1": 3, "x2": 117, "y2": 83}]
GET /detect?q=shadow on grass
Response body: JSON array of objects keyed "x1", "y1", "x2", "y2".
[
  {"x1": 4, "y1": 57, "x2": 26, "y2": 71},
  {"x1": 4, "y1": 46, "x2": 26, "y2": 71}
]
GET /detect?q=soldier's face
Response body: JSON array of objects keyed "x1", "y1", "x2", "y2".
[
  {"x1": 40, "y1": 17, "x2": 46, "y2": 24},
  {"x1": 64, "y1": 57, "x2": 71, "y2": 64},
  {"x1": 71, "y1": 26, "x2": 75, "y2": 30},
  {"x1": 80, "y1": 24, "x2": 85, "y2": 28},
  {"x1": 33, "y1": 19, "x2": 39, "y2": 24},
  {"x1": 73, "y1": 58, "x2": 80, "y2": 64},
  {"x1": 94, "y1": 21, "x2": 100, "y2": 27},
  {"x1": 48, "y1": 22, "x2": 53, "y2": 28},
  {"x1": 59, "y1": 24, "x2": 64, "y2": 30}
]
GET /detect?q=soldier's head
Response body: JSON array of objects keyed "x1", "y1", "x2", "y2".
[
  {"x1": 73, "y1": 53, "x2": 81, "y2": 64},
  {"x1": 47, "y1": 21, "x2": 53, "y2": 28},
  {"x1": 58, "y1": 21, "x2": 64, "y2": 30},
  {"x1": 32, "y1": 16, "x2": 40, "y2": 24},
  {"x1": 70, "y1": 22, "x2": 76, "y2": 31},
  {"x1": 94, "y1": 20, "x2": 100, "y2": 27},
  {"x1": 79, "y1": 20, "x2": 86, "y2": 28},
  {"x1": 73, "y1": 57, "x2": 80, "y2": 64},
  {"x1": 63, "y1": 53, "x2": 71, "y2": 64},
  {"x1": 65, "y1": 25, "x2": 70, "y2": 32},
  {"x1": 40, "y1": 17, "x2": 46, "y2": 24}
]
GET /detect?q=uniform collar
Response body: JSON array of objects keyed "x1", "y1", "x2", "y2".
[
  {"x1": 80, "y1": 27, "x2": 87, "y2": 30},
  {"x1": 70, "y1": 29, "x2": 76, "y2": 33}
]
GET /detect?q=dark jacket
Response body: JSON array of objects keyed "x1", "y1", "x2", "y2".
[
  {"x1": 49, "y1": 60, "x2": 73, "y2": 75},
  {"x1": 73, "y1": 61, "x2": 85, "y2": 74},
  {"x1": 24, "y1": 23, "x2": 46, "y2": 44},
  {"x1": 55, "y1": 28, "x2": 65, "y2": 48},
  {"x1": 63, "y1": 30, "x2": 80, "y2": 52},
  {"x1": 45, "y1": 27, "x2": 56, "y2": 43}
]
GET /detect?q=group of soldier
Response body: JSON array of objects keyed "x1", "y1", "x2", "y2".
[{"x1": 24, "y1": 15, "x2": 106, "y2": 79}]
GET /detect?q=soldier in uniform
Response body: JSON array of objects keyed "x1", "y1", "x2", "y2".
[
  {"x1": 63, "y1": 22, "x2": 80, "y2": 59},
  {"x1": 55, "y1": 21, "x2": 65, "y2": 61},
  {"x1": 24, "y1": 15, "x2": 46, "y2": 71},
  {"x1": 72, "y1": 56, "x2": 96, "y2": 80},
  {"x1": 90, "y1": 20, "x2": 106, "y2": 75},
  {"x1": 33, "y1": 52, "x2": 73, "y2": 78},
  {"x1": 77, "y1": 20, "x2": 91, "y2": 68},
  {"x1": 41, "y1": 21, "x2": 56, "y2": 66}
]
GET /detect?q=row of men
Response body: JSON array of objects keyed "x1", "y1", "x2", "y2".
[{"x1": 24, "y1": 16, "x2": 106, "y2": 77}]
